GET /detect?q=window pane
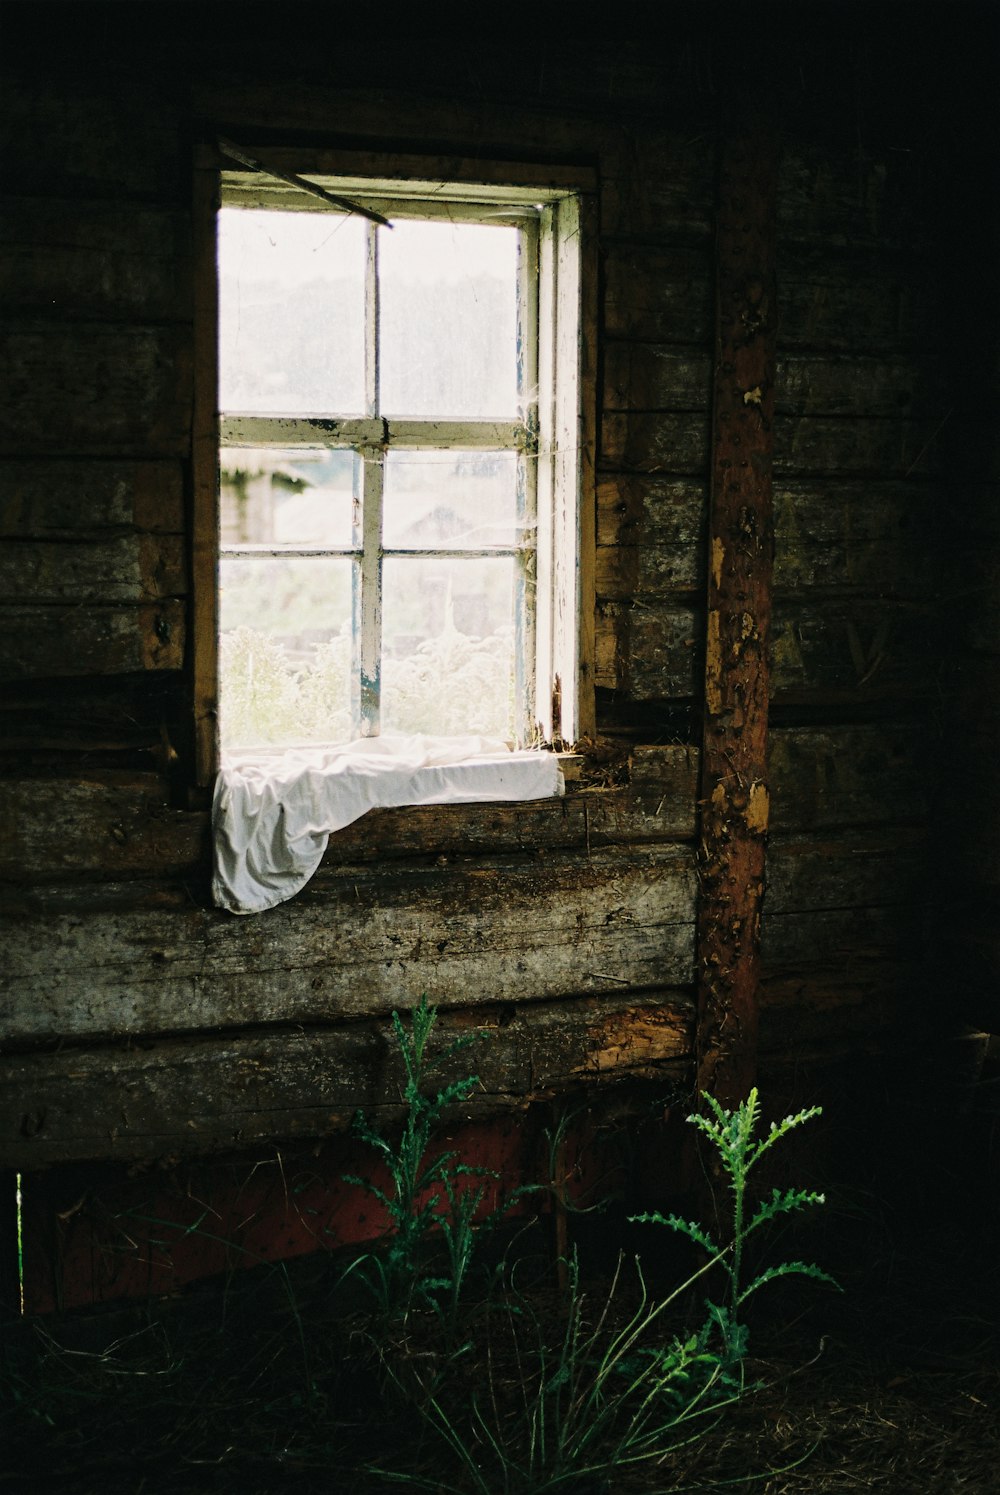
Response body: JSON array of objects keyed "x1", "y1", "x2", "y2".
[
  {"x1": 379, "y1": 220, "x2": 518, "y2": 419},
  {"x1": 383, "y1": 450, "x2": 521, "y2": 549},
  {"x1": 220, "y1": 447, "x2": 358, "y2": 548},
  {"x1": 219, "y1": 555, "x2": 353, "y2": 749},
  {"x1": 381, "y1": 556, "x2": 517, "y2": 738},
  {"x1": 218, "y1": 209, "x2": 365, "y2": 416}
]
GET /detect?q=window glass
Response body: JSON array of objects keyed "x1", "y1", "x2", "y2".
[
  {"x1": 381, "y1": 556, "x2": 516, "y2": 737},
  {"x1": 379, "y1": 220, "x2": 519, "y2": 419},
  {"x1": 383, "y1": 450, "x2": 520, "y2": 549},
  {"x1": 218, "y1": 209, "x2": 366, "y2": 415},
  {"x1": 220, "y1": 447, "x2": 357, "y2": 549},
  {"x1": 219, "y1": 555, "x2": 353, "y2": 748}
]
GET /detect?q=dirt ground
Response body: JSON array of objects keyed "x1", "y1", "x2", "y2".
[{"x1": 3, "y1": 1187, "x2": 997, "y2": 1495}]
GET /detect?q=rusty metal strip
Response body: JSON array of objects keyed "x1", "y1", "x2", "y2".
[{"x1": 695, "y1": 127, "x2": 779, "y2": 1107}]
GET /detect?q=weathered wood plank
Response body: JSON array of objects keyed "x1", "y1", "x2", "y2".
[
  {"x1": 603, "y1": 345, "x2": 712, "y2": 413},
  {"x1": 596, "y1": 475, "x2": 704, "y2": 553},
  {"x1": 0, "y1": 78, "x2": 183, "y2": 201},
  {"x1": 598, "y1": 594, "x2": 932, "y2": 704},
  {"x1": 761, "y1": 904, "x2": 915, "y2": 971},
  {"x1": 0, "y1": 602, "x2": 185, "y2": 679},
  {"x1": 602, "y1": 246, "x2": 713, "y2": 341},
  {"x1": 770, "y1": 597, "x2": 934, "y2": 703},
  {"x1": 774, "y1": 415, "x2": 946, "y2": 478},
  {"x1": 605, "y1": 244, "x2": 938, "y2": 354},
  {"x1": 603, "y1": 411, "x2": 945, "y2": 478},
  {"x1": 0, "y1": 534, "x2": 186, "y2": 604},
  {"x1": 600, "y1": 412, "x2": 710, "y2": 474},
  {"x1": 0, "y1": 460, "x2": 184, "y2": 539},
  {"x1": 777, "y1": 145, "x2": 927, "y2": 252},
  {"x1": 596, "y1": 477, "x2": 940, "y2": 601},
  {"x1": 769, "y1": 724, "x2": 928, "y2": 833},
  {"x1": 595, "y1": 476, "x2": 704, "y2": 598},
  {"x1": 0, "y1": 775, "x2": 205, "y2": 883},
  {"x1": 773, "y1": 480, "x2": 944, "y2": 596},
  {"x1": 0, "y1": 326, "x2": 191, "y2": 457},
  {"x1": 599, "y1": 132, "x2": 717, "y2": 242},
  {"x1": 606, "y1": 346, "x2": 941, "y2": 420},
  {"x1": 0, "y1": 991, "x2": 695, "y2": 1168},
  {"x1": 0, "y1": 749, "x2": 700, "y2": 883},
  {"x1": 779, "y1": 257, "x2": 939, "y2": 353},
  {"x1": 765, "y1": 829, "x2": 926, "y2": 915},
  {"x1": 594, "y1": 601, "x2": 699, "y2": 698},
  {"x1": 0, "y1": 199, "x2": 191, "y2": 321},
  {"x1": 758, "y1": 963, "x2": 923, "y2": 1058},
  {"x1": 0, "y1": 674, "x2": 186, "y2": 765},
  {"x1": 0, "y1": 847, "x2": 699, "y2": 1044}
]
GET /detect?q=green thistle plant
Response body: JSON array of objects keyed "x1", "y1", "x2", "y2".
[
  {"x1": 631, "y1": 1087, "x2": 840, "y2": 1373},
  {"x1": 342, "y1": 995, "x2": 498, "y2": 1326}
]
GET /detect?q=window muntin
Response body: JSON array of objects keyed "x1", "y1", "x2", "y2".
[{"x1": 195, "y1": 157, "x2": 592, "y2": 779}]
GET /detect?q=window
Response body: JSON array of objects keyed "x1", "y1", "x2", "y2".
[{"x1": 193, "y1": 151, "x2": 595, "y2": 783}]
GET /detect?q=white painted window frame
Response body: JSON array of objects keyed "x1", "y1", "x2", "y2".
[{"x1": 193, "y1": 151, "x2": 595, "y2": 784}]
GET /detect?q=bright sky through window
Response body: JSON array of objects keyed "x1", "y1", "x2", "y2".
[{"x1": 216, "y1": 202, "x2": 532, "y2": 751}]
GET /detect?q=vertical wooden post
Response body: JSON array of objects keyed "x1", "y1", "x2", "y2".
[{"x1": 695, "y1": 126, "x2": 778, "y2": 1108}]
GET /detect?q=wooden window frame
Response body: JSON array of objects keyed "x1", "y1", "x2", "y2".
[{"x1": 192, "y1": 148, "x2": 597, "y2": 786}]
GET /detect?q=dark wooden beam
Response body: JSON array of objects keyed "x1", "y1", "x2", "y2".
[{"x1": 695, "y1": 126, "x2": 779, "y2": 1107}]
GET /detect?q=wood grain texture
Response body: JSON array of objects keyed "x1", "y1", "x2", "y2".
[
  {"x1": 0, "y1": 601, "x2": 184, "y2": 679},
  {"x1": 0, "y1": 199, "x2": 191, "y2": 322},
  {"x1": 0, "y1": 460, "x2": 184, "y2": 538},
  {"x1": 0, "y1": 991, "x2": 695, "y2": 1168},
  {"x1": 695, "y1": 124, "x2": 778, "y2": 1105},
  {"x1": 0, "y1": 325, "x2": 191, "y2": 457},
  {"x1": 0, "y1": 748, "x2": 699, "y2": 884},
  {"x1": 0, "y1": 847, "x2": 699, "y2": 1044}
]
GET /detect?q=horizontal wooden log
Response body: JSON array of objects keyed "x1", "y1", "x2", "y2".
[
  {"x1": 602, "y1": 246, "x2": 712, "y2": 342},
  {"x1": 761, "y1": 903, "x2": 913, "y2": 971},
  {"x1": 0, "y1": 199, "x2": 191, "y2": 322},
  {"x1": 769, "y1": 724, "x2": 929, "y2": 833},
  {"x1": 0, "y1": 601, "x2": 184, "y2": 679},
  {"x1": 596, "y1": 477, "x2": 941, "y2": 602},
  {"x1": 777, "y1": 145, "x2": 928, "y2": 252},
  {"x1": 0, "y1": 533, "x2": 186, "y2": 604},
  {"x1": 599, "y1": 132, "x2": 716, "y2": 242},
  {"x1": 0, "y1": 846, "x2": 699, "y2": 1044},
  {"x1": 0, "y1": 673, "x2": 186, "y2": 764},
  {"x1": 597, "y1": 594, "x2": 933, "y2": 703},
  {"x1": 0, "y1": 325, "x2": 191, "y2": 457},
  {"x1": 770, "y1": 596, "x2": 934, "y2": 703},
  {"x1": 0, "y1": 460, "x2": 184, "y2": 538},
  {"x1": 595, "y1": 476, "x2": 704, "y2": 597},
  {"x1": 603, "y1": 411, "x2": 946, "y2": 478},
  {"x1": 765, "y1": 829, "x2": 926, "y2": 915},
  {"x1": 0, "y1": 748, "x2": 699, "y2": 883},
  {"x1": 0, "y1": 989, "x2": 695, "y2": 1168},
  {"x1": 605, "y1": 346, "x2": 942, "y2": 420},
  {"x1": 779, "y1": 265, "x2": 940, "y2": 354},
  {"x1": 0, "y1": 78, "x2": 183, "y2": 201},
  {"x1": 600, "y1": 412, "x2": 710, "y2": 474},
  {"x1": 758, "y1": 963, "x2": 925, "y2": 1058},
  {"x1": 594, "y1": 601, "x2": 699, "y2": 698},
  {"x1": 603, "y1": 345, "x2": 712, "y2": 413},
  {"x1": 0, "y1": 775, "x2": 205, "y2": 883},
  {"x1": 773, "y1": 480, "x2": 944, "y2": 596},
  {"x1": 601, "y1": 244, "x2": 939, "y2": 355}
]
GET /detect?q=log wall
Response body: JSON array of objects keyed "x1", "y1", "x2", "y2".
[{"x1": 1, "y1": 8, "x2": 993, "y2": 1307}]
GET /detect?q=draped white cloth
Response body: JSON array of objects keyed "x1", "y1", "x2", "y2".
[{"x1": 212, "y1": 734, "x2": 564, "y2": 914}]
